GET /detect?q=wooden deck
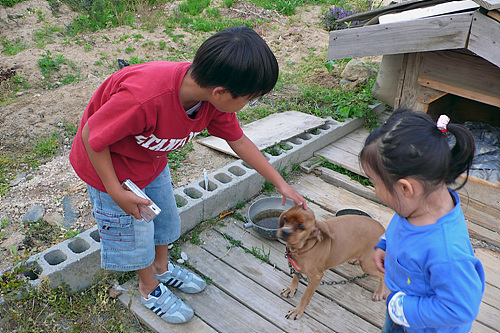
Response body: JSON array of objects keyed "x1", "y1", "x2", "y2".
[{"x1": 119, "y1": 125, "x2": 500, "y2": 333}]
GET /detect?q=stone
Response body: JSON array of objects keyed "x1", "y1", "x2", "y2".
[
  {"x1": 62, "y1": 195, "x2": 79, "y2": 228},
  {"x1": 22, "y1": 206, "x2": 45, "y2": 223},
  {"x1": 341, "y1": 58, "x2": 378, "y2": 82},
  {"x1": 1, "y1": 231, "x2": 25, "y2": 251},
  {"x1": 44, "y1": 211, "x2": 65, "y2": 227}
]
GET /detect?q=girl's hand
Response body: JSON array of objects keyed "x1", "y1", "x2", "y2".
[
  {"x1": 109, "y1": 187, "x2": 152, "y2": 220},
  {"x1": 374, "y1": 247, "x2": 386, "y2": 273},
  {"x1": 276, "y1": 183, "x2": 308, "y2": 209}
]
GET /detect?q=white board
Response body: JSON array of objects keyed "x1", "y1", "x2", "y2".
[{"x1": 197, "y1": 111, "x2": 327, "y2": 157}]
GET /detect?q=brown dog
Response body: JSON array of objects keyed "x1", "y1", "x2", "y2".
[{"x1": 277, "y1": 205, "x2": 385, "y2": 320}]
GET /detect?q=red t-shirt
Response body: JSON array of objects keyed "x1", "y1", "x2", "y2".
[{"x1": 69, "y1": 61, "x2": 243, "y2": 192}]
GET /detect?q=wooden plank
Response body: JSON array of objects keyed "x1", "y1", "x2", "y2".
[
  {"x1": 182, "y1": 240, "x2": 334, "y2": 333},
  {"x1": 117, "y1": 277, "x2": 218, "y2": 333},
  {"x1": 318, "y1": 167, "x2": 382, "y2": 205},
  {"x1": 177, "y1": 284, "x2": 283, "y2": 333},
  {"x1": 468, "y1": 11, "x2": 500, "y2": 71},
  {"x1": 331, "y1": 135, "x2": 365, "y2": 154},
  {"x1": 315, "y1": 145, "x2": 365, "y2": 176},
  {"x1": 196, "y1": 111, "x2": 326, "y2": 157},
  {"x1": 335, "y1": 0, "x2": 451, "y2": 23},
  {"x1": 378, "y1": 1, "x2": 479, "y2": 24},
  {"x1": 293, "y1": 174, "x2": 395, "y2": 228},
  {"x1": 418, "y1": 75, "x2": 500, "y2": 108},
  {"x1": 472, "y1": 0, "x2": 500, "y2": 9},
  {"x1": 214, "y1": 214, "x2": 385, "y2": 330},
  {"x1": 327, "y1": 12, "x2": 472, "y2": 60},
  {"x1": 488, "y1": 9, "x2": 500, "y2": 20},
  {"x1": 457, "y1": 174, "x2": 500, "y2": 212},
  {"x1": 396, "y1": 52, "x2": 436, "y2": 112},
  {"x1": 471, "y1": 319, "x2": 500, "y2": 333}
]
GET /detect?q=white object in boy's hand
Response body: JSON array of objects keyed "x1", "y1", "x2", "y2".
[{"x1": 122, "y1": 179, "x2": 161, "y2": 222}]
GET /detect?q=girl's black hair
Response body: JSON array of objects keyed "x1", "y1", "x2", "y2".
[
  {"x1": 190, "y1": 26, "x2": 279, "y2": 99},
  {"x1": 360, "y1": 108, "x2": 475, "y2": 193}
]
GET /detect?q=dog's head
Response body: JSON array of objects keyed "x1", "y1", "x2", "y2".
[{"x1": 277, "y1": 205, "x2": 333, "y2": 249}]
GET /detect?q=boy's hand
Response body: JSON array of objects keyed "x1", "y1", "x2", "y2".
[
  {"x1": 374, "y1": 247, "x2": 386, "y2": 273},
  {"x1": 276, "y1": 183, "x2": 308, "y2": 210},
  {"x1": 109, "y1": 187, "x2": 153, "y2": 220}
]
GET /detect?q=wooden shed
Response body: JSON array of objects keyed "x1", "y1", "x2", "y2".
[{"x1": 326, "y1": 0, "x2": 500, "y2": 244}]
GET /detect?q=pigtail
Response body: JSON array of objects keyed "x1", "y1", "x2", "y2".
[{"x1": 445, "y1": 123, "x2": 475, "y2": 189}]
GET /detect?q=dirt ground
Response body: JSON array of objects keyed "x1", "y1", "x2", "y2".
[{"x1": 0, "y1": 0, "x2": 367, "y2": 273}]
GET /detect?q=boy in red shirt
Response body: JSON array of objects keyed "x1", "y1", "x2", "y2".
[{"x1": 70, "y1": 26, "x2": 306, "y2": 324}]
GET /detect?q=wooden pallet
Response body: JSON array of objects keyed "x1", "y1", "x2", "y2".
[{"x1": 118, "y1": 174, "x2": 500, "y2": 332}]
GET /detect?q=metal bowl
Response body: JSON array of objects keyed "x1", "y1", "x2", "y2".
[
  {"x1": 335, "y1": 208, "x2": 371, "y2": 218},
  {"x1": 247, "y1": 197, "x2": 295, "y2": 239}
]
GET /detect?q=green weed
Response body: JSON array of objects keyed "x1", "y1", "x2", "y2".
[
  {"x1": 320, "y1": 158, "x2": 372, "y2": 187},
  {"x1": 167, "y1": 142, "x2": 194, "y2": 170},
  {"x1": 0, "y1": 0, "x2": 25, "y2": 7},
  {"x1": 124, "y1": 45, "x2": 136, "y2": 54},
  {"x1": 33, "y1": 131, "x2": 61, "y2": 158},
  {"x1": 264, "y1": 142, "x2": 292, "y2": 156},
  {"x1": 179, "y1": 0, "x2": 210, "y2": 16},
  {"x1": 37, "y1": 50, "x2": 66, "y2": 78},
  {"x1": 33, "y1": 25, "x2": 63, "y2": 48},
  {"x1": 1, "y1": 38, "x2": 28, "y2": 55}
]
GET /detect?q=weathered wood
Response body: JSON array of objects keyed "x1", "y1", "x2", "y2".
[
  {"x1": 182, "y1": 240, "x2": 335, "y2": 332},
  {"x1": 468, "y1": 10, "x2": 500, "y2": 69},
  {"x1": 327, "y1": 12, "x2": 472, "y2": 60},
  {"x1": 378, "y1": 1, "x2": 479, "y2": 24},
  {"x1": 457, "y1": 173, "x2": 500, "y2": 212},
  {"x1": 177, "y1": 283, "x2": 283, "y2": 333},
  {"x1": 315, "y1": 145, "x2": 365, "y2": 177},
  {"x1": 335, "y1": 0, "x2": 451, "y2": 24},
  {"x1": 318, "y1": 167, "x2": 382, "y2": 205},
  {"x1": 395, "y1": 53, "x2": 430, "y2": 111},
  {"x1": 196, "y1": 111, "x2": 326, "y2": 157},
  {"x1": 472, "y1": 0, "x2": 500, "y2": 10},
  {"x1": 488, "y1": 9, "x2": 500, "y2": 20}
]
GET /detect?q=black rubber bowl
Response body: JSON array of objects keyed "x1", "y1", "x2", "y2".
[
  {"x1": 335, "y1": 208, "x2": 371, "y2": 218},
  {"x1": 247, "y1": 197, "x2": 294, "y2": 240}
]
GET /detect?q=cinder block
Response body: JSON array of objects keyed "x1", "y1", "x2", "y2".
[{"x1": 24, "y1": 227, "x2": 102, "y2": 292}]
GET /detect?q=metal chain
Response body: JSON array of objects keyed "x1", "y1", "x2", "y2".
[{"x1": 290, "y1": 267, "x2": 369, "y2": 285}]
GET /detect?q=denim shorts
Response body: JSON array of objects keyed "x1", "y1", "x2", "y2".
[{"x1": 87, "y1": 166, "x2": 181, "y2": 271}]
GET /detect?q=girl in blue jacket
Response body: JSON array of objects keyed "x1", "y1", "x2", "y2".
[{"x1": 360, "y1": 109, "x2": 485, "y2": 333}]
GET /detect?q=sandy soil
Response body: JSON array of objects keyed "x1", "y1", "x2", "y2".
[{"x1": 0, "y1": 0, "x2": 349, "y2": 272}]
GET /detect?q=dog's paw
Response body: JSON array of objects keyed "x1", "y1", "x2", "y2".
[
  {"x1": 348, "y1": 259, "x2": 359, "y2": 265},
  {"x1": 372, "y1": 291, "x2": 384, "y2": 302},
  {"x1": 280, "y1": 287, "x2": 297, "y2": 298},
  {"x1": 285, "y1": 307, "x2": 303, "y2": 320}
]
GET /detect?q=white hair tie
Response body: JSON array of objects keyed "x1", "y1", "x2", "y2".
[{"x1": 437, "y1": 115, "x2": 450, "y2": 133}]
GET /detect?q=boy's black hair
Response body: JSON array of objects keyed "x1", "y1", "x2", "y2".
[
  {"x1": 360, "y1": 108, "x2": 475, "y2": 193},
  {"x1": 190, "y1": 26, "x2": 279, "y2": 99}
]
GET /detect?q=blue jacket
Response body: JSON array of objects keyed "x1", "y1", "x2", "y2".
[{"x1": 377, "y1": 190, "x2": 485, "y2": 332}]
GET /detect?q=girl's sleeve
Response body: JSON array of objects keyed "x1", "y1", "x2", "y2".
[
  {"x1": 401, "y1": 259, "x2": 485, "y2": 329},
  {"x1": 375, "y1": 232, "x2": 386, "y2": 251}
]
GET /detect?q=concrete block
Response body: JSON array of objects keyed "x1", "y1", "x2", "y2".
[{"x1": 24, "y1": 226, "x2": 102, "y2": 292}]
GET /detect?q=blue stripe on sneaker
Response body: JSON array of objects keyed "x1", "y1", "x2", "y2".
[{"x1": 154, "y1": 308, "x2": 162, "y2": 314}]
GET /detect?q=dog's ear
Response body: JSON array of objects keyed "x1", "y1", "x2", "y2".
[{"x1": 316, "y1": 220, "x2": 334, "y2": 240}]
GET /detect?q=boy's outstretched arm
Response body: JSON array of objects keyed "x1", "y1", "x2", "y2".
[
  {"x1": 81, "y1": 122, "x2": 151, "y2": 219},
  {"x1": 227, "y1": 134, "x2": 307, "y2": 209}
]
